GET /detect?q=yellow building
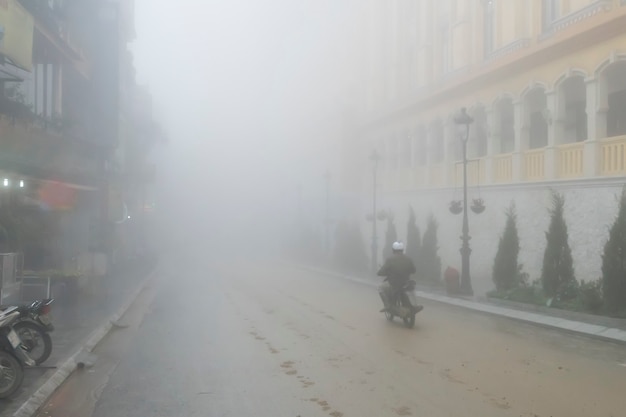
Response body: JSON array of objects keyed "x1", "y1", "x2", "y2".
[{"x1": 350, "y1": 0, "x2": 626, "y2": 294}]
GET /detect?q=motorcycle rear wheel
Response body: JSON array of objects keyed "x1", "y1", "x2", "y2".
[
  {"x1": 0, "y1": 350, "x2": 24, "y2": 399},
  {"x1": 384, "y1": 310, "x2": 394, "y2": 321},
  {"x1": 14, "y1": 321, "x2": 52, "y2": 365},
  {"x1": 398, "y1": 293, "x2": 416, "y2": 328}
]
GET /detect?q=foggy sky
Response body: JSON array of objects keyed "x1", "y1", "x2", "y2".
[{"x1": 130, "y1": 0, "x2": 363, "y2": 251}]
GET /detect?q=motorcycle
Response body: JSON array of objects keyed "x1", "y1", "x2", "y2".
[
  {"x1": 10, "y1": 299, "x2": 54, "y2": 365},
  {"x1": 380, "y1": 279, "x2": 423, "y2": 328},
  {"x1": 0, "y1": 307, "x2": 36, "y2": 399}
]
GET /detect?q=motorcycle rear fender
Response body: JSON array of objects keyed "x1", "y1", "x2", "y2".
[{"x1": 405, "y1": 290, "x2": 418, "y2": 307}]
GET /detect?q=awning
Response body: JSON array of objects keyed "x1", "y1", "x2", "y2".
[{"x1": 0, "y1": 60, "x2": 25, "y2": 81}]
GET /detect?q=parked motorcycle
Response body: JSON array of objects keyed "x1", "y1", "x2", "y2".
[
  {"x1": 12, "y1": 299, "x2": 54, "y2": 365},
  {"x1": 0, "y1": 307, "x2": 35, "y2": 399},
  {"x1": 381, "y1": 279, "x2": 423, "y2": 328}
]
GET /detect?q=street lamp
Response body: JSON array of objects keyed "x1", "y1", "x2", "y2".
[
  {"x1": 369, "y1": 149, "x2": 381, "y2": 272},
  {"x1": 454, "y1": 107, "x2": 475, "y2": 295}
]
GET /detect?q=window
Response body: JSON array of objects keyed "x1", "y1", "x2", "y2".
[
  {"x1": 475, "y1": 123, "x2": 488, "y2": 156},
  {"x1": 413, "y1": 127, "x2": 427, "y2": 166},
  {"x1": 607, "y1": 90, "x2": 626, "y2": 137},
  {"x1": 529, "y1": 111, "x2": 548, "y2": 148},
  {"x1": 499, "y1": 100, "x2": 515, "y2": 153},
  {"x1": 431, "y1": 123, "x2": 444, "y2": 162},
  {"x1": 402, "y1": 135, "x2": 412, "y2": 168},
  {"x1": 389, "y1": 136, "x2": 399, "y2": 170},
  {"x1": 565, "y1": 101, "x2": 587, "y2": 142}
]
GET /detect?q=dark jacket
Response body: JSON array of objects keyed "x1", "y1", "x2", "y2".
[{"x1": 377, "y1": 253, "x2": 416, "y2": 288}]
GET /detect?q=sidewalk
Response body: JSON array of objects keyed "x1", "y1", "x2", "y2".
[
  {"x1": 0, "y1": 260, "x2": 157, "y2": 417},
  {"x1": 295, "y1": 263, "x2": 626, "y2": 345}
]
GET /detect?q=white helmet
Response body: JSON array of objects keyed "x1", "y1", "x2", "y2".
[{"x1": 392, "y1": 241, "x2": 404, "y2": 251}]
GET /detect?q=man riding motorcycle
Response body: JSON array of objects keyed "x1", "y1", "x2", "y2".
[{"x1": 377, "y1": 241, "x2": 423, "y2": 313}]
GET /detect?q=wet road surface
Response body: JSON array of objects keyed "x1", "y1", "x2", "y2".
[{"x1": 36, "y1": 258, "x2": 626, "y2": 417}]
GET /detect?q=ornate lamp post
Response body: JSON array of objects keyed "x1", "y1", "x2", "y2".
[
  {"x1": 454, "y1": 107, "x2": 475, "y2": 295},
  {"x1": 369, "y1": 149, "x2": 381, "y2": 272}
]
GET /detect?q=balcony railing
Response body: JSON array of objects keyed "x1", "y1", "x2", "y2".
[
  {"x1": 397, "y1": 168, "x2": 412, "y2": 191},
  {"x1": 558, "y1": 142, "x2": 584, "y2": 178},
  {"x1": 376, "y1": 136, "x2": 626, "y2": 192},
  {"x1": 601, "y1": 135, "x2": 626, "y2": 175},
  {"x1": 0, "y1": 115, "x2": 99, "y2": 181},
  {"x1": 485, "y1": 38, "x2": 531, "y2": 62},
  {"x1": 412, "y1": 166, "x2": 427, "y2": 189},
  {"x1": 429, "y1": 164, "x2": 444, "y2": 187},
  {"x1": 453, "y1": 159, "x2": 486, "y2": 187},
  {"x1": 493, "y1": 154, "x2": 513, "y2": 183},
  {"x1": 540, "y1": 0, "x2": 613, "y2": 40},
  {"x1": 524, "y1": 149, "x2": 545, "y2": 181}
]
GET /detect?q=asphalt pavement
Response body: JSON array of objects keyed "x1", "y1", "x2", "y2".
[
  {"x1": 298, "y1": 264, "x2": 626, "y2": 344},
  {"x1": 32, "y1": 258, "x2": 626, "y2": 417}
]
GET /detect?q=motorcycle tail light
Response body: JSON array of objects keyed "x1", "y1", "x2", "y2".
[{"x1": 41, "y1": 304, "x2": 51, "y2": 315}]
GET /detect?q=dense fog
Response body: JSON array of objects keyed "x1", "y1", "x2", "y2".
[{"x1": 131, "y1": 0, "x2": 364, "y2": 256}]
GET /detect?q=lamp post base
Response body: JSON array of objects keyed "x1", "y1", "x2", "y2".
[{"x1": 459, "y1": 244, "x2": 473, "y2": 296}]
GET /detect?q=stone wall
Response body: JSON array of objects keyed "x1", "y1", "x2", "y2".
[{"x1": 358, "y1": 181, "x2": 625, "y2": 295}]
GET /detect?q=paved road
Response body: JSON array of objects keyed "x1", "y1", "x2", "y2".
[{"x1": 36, "y1": 258, "x2": 626, "y2": 417}]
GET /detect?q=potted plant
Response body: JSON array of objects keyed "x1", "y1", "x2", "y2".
[
  {"x1": 449, "y1": 200, "x2": 463, "y2": 215},
  {"x1": 471, "y1": 198, "x2": 486, "y2": 214}
]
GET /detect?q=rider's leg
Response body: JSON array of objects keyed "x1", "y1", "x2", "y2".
[{"x1": 378, "y1": 282, "x2": 392, "y2": 311}]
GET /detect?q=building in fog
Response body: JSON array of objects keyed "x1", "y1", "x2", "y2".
[
  {"x1": 347, "y1": 0, "x2": 626, "y2": 294},
  {"x1": 0, "y1": 0, "x2": 158, "y2": 280}
]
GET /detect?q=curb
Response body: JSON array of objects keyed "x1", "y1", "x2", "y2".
[
  {"x1": 11, "y1": 266, "x2": 159, "y2": 417},
  {"x1": 294, "y1": 263, "x2": 626, "y2": 345}
]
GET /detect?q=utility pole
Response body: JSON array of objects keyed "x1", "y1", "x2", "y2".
[{"x1": 323, "y1": 170, "x2": 331, "y2": 255}]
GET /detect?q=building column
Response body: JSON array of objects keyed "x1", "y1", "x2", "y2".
[
  {"x1": 424, "y1": 126, "x2": 433, "y2": 187},
  {"x1": 512, "y1": 99, "x2": 524, "y2": 181},
  {"x1": 544, "y1": 89, "x2": 558, "y2": 179},
  {"x1": 402, "y1": 132, "x2": 411, "y2": 190},
  {"x1": 378, "y1": 138, "x2": 387, "y2": 193},
  {"x1": 583, "y1": 77, "x2": 603, "y2": 177},
  {"x1": 485, "y1": 106, "x2": 498, "y2": 183},
  {"x1": 443, "y1": 119, "x2": 457, "y2": 187},
  {"x1": 53, "y1": 63, "x2": 63, "y2": 116},
  {"x1": 412, "y1": 134, "x2": 424, "y2": 188}
]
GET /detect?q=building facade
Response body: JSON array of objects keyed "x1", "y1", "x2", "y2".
[
  {"x1": 349, "y1": 0, "x2": 626, "y2": 294},
  {"x1": 0, "y1": 0, "x2": 157, "y2": 278}
]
